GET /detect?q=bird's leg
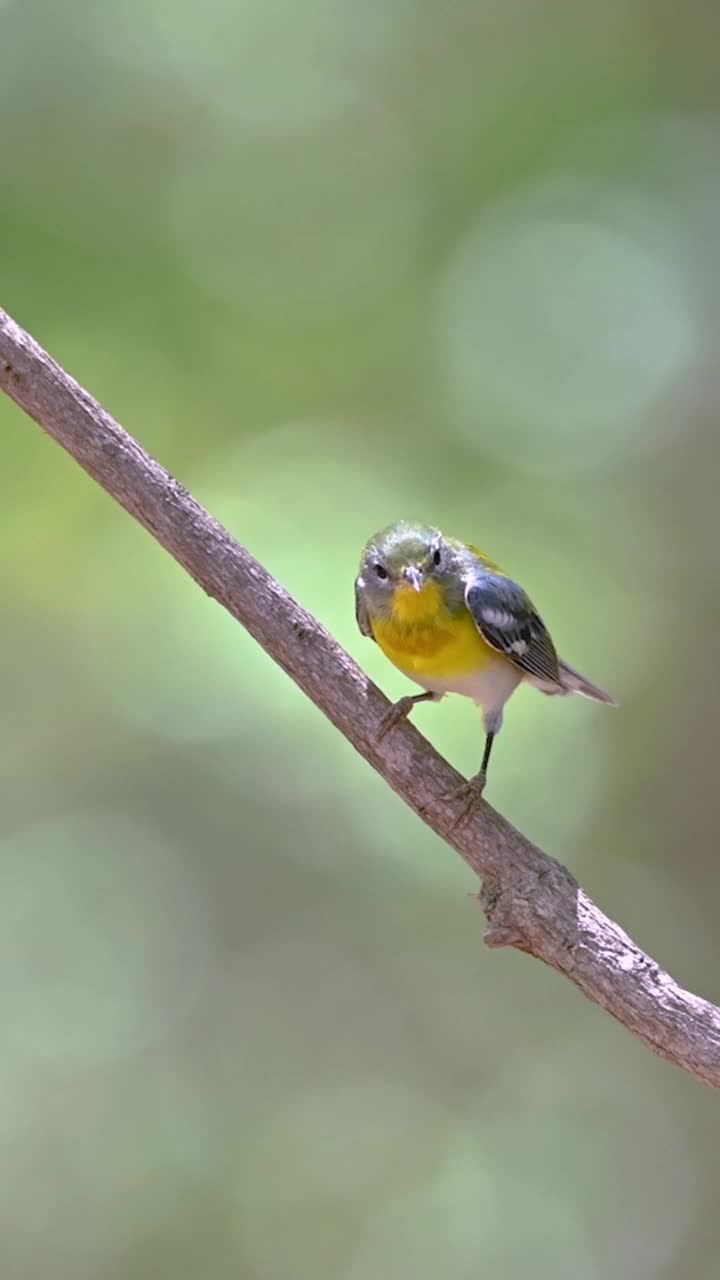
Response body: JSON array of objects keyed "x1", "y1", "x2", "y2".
[
  {"x1": 440, "y1": 733, "x2": 495, "y2": 826},
  {"x1": 376, "y1": 691, "x2": 440, "y2": 741}
]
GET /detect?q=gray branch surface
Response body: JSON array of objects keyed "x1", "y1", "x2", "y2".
[{"x1": 2, "y1": 304, "x2": 720, "y2": 1089}]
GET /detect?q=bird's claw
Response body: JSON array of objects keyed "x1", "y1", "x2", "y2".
[
  {"x1": 376, "y1": 696, "x2": 415, "y2": 742},
  {"x1": 439, "y1": 770, "x2": 487, "y2": 830}
]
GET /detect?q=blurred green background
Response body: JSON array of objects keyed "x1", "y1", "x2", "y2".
[{"x1": 2, "y1": 0, "x2": 720, "y2": 1275}]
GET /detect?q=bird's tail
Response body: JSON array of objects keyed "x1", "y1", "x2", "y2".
[{"x1": 557, "y1": 659, "x2": 615, "y2": 705}]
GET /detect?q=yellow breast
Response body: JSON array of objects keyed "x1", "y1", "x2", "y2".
[{"x1": 371, "y1": 580, "x2": 496, "y2": 680}]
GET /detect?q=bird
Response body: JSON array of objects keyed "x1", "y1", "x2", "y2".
[{"x1": 355, "y1": 520, "x2": 614, "y2": 813}]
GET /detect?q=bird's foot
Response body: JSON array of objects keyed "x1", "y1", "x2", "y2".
[
  {"x1": 439, "y1": 770, "x2": 487, "y2": 830},
  {"x1": 376, "y1": 695, "x2": 417, "y2": 742}
]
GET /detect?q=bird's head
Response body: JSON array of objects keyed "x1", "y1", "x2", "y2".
[{"x1": 356, "y1": 521, "x2": 465, "y2": 622}]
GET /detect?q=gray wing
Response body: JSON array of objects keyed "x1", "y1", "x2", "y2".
[
  {"x1": 465, "y1": 572, "x2": 560, "y2": 684},
  {"x1": 354, "y1": 577, "x2": 375, "y2": 640}
]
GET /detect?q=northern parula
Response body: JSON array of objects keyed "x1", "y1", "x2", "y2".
[{"x1": 355, "y1": 521, "x2": 613, "y2": 803}]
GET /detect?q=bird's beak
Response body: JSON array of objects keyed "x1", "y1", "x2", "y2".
[{"x1": 402, "y1": 565, "x2": 423, "y2": 592}]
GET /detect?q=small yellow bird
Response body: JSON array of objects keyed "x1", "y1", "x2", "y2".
[{"x1": 355, "y1": 521, "x2": 614, "y2": 803}]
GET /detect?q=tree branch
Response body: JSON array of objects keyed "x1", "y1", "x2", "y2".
[{"x1": 2, "y1": 303, "x2": 719, "y2": 1089}]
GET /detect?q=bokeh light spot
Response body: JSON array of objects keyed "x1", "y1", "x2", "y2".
[
  {"x1": 437, "y1": 178, "x2": 698, "y2": 472},
  {"x1": 171, "y1": 111, "x2": 426, "y2": 309},
  {"x1": 348, "y1": 1133, "x2": 598, "y2": 1280},
  {"x1": 0, "y1": 813, "x2": 215, "y2": 1068}
]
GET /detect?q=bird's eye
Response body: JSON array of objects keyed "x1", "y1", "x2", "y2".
[
  {"x1": 374, "y1": 563, "x2": 388, "y2": 579},
  {"x1": 432, "y1": 547, "x2": 442, "y2": 567}
]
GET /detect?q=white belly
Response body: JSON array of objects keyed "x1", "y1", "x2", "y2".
[{"x1": 410, "y1": 658, "x2": 522, "y2": 717}]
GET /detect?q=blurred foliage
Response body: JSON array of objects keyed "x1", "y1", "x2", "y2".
[{"x1": 3, "y1": 0, "x2": 720, "y2": 1275}]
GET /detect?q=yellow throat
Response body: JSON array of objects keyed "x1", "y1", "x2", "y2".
[
  {"x1": 390, "y1": 579, "x2": 443, "y2": 623},
  {"x1": 370, "y1": 579, "x2": 496, "y2": 679}
]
